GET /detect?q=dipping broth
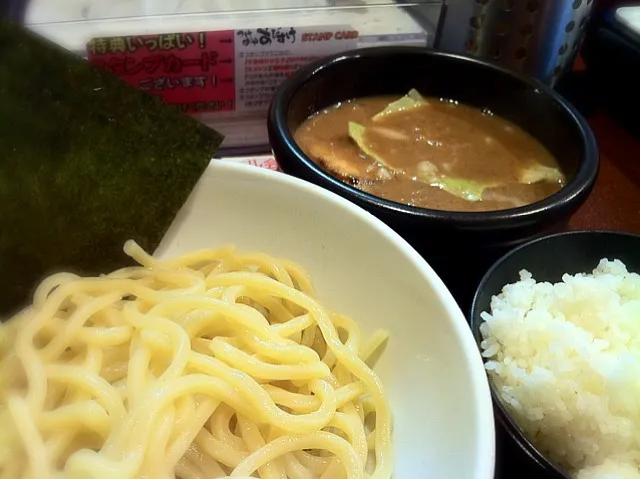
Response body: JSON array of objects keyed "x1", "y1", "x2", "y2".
[{"x1": 294, "y1": 91, "x2": 566, "y2": 212}]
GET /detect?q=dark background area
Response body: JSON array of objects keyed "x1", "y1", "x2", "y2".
[{"x1": 0, "y1": 0, "x2": 27, "y2": 22}]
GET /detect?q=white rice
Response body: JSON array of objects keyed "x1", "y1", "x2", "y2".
[{"x1": 480, "y1": 259, "x2": 640, "y2": 479}]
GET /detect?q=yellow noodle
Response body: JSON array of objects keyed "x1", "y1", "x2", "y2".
[
  {"x1": 210, "y1": 404, "x2": 245, "y2": 452},
  {"x1": 208, "y1": 338, "x2": 330, "y2": 381},
  {"x1": 231, "y1": 431, "x2": 362, "y2": 478},
  {"x1": 238, "y1": 324, "x2": 320, "y2": 364},
  {"x1": 207, "y1": 273, "x2": 394, "y2": 479},
  {"x1": 32, "y1": 272, "x2": 79, "y2": 310},
  {"x1": 195, "y1": 428, "x2": 249, "y2": 468},
  {"x1": 283, "y1": 455, "x2": 315, "y2": 479},
  {"x1": 338, "y1": 404, "x2": 369, "y2": 467},
  {"x1": 175, "y1": 457, "x2": 206, "y2": 479},
  {"x1": 8, "y1": 395, "x2": 52, "y2": 479},
  {"x1": 145, "y1": 404, "x2": 176, "y2": 478},
  {"x1": 237, "y1": 414, "x2": 285, "y2": 479},
  {"x1": 0, "y1": 243, "x2": 393, "y2": 478},
  {"x1": 77, "y1": 325, "x2": 133, "y2": 347},
  {"x1": 293, "y1": 451, "x2": 332, "y2": 475},
  {"x1": 183, "y1": 442, "x2": 227, "y2": 478},
  {"x1": 359, "y1": 330, "x2": 390, "y2": 364},
  {"x1": 319, "y1": 458, "x2": 348, "y2": 479},
  {"x1": 41, "y1": 294, "x2": 121, "y2": 361},
  {"x1": 165, "y1": 398, "x2": 219, "y2": 469},
  {"x1": 271, "y1": 314, "x2": 314, "y2": 338},
  {"x1": 125, "y1": 333, "x2": 150, "y2": 411},
  {"x1": 45, "y1": 366, "x2": 125, "y2": 422},
  {"x1": 38, "y1": 401, "x2": 110, "y2": 438}
]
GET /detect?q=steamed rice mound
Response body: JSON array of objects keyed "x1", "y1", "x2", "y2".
[{"x1": 480, "y1": 259, "x2": 640, "y2": 478}]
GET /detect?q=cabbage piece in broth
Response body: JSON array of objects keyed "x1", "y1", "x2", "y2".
[
  {"x1": 416, "y1": 161, "x2": 496, "y2": 202},
  {"x1": 348, "y1": 122, "x2": 392, "y2": 169},
  {"x1": 372, "y1": 89, "x2": 429, "y2": 121},
  {"x1": 347, "y1": 90, "x2": 564, "y2": 203},
  {"x1": 350, "y1": 120, "x2": 494, "y2": 202},
  {"x1": 518, "y1": 164, "x2": 565, "y2": 185}
]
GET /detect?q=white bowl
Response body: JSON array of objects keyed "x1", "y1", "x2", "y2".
[{"x1": 156, "y1": 161, "x2": 496, "y2": 478}]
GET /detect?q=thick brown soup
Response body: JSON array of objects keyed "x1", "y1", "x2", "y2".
[{"x1": 294, "y1": 92, "x2": 565, "y2": 212}]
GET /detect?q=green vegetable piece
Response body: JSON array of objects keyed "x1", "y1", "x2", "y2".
[
  {"x1": 417, "y1": 161, "x2": 493, "y2": 202},
  {"x1": 348, "y1": 122, "x2": 398, "y2": 170},
  {"x1": 519, "y1": 165, "x2": 565, "y2": 184},
  {"x1": 373, "y1": 89, "x2": 428, "y2": 121},
  {"x1": 435, "y1": 177, "x2": 491, "y2": 202},
  {"x1": 350, "y1": 128, "x2": 493, "y2": 202}
]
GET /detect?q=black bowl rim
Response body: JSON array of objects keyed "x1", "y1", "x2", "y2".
[
  {"x1": 268, "y1": 46, "x2": 600, "y2": 228},
  {"x1": 469, "y1": 229, "x2": 640, "y2": 478}
]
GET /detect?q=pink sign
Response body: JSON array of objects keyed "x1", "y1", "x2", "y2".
[{"x1": 87, "y1": 31, "x2": 236, "y2": 114}]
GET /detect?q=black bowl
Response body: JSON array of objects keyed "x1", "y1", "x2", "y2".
[
  {"x1": 470, "y1": 230, "x2": 640, "y2": 478},
  {"x1": 268, "y1": 46, "x2": 599, "y2": 310}
]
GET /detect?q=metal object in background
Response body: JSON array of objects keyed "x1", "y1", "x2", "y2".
[{"x1": 437, "y1": 0, "x2": 595, "y2": 86}]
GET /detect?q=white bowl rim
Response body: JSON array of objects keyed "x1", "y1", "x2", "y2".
[{"x1": 208, "y1": 160, "x2": 496, "y2": 478}]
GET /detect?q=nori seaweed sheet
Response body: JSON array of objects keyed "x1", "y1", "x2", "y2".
[{"x1": 0, "y1": 22, "x2": 224, "y2": 316}]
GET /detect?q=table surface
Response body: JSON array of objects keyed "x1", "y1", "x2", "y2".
[
  {"x1": 568, "y1": 111, "x2": 640, "y2": 233},
  {"x1": 563, "y1": 48, "x2": 640, "y2": 234}
]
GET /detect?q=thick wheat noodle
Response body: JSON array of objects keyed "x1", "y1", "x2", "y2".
[
  {"x1": 207, "y1": 273, "x2": 393, "y2": 478},
  {"x1": 0, "y1": 241, "x2": 392, "y2": 478}
]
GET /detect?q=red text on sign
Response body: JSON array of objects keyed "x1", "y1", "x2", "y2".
[
  {"x1": 87, "y1": 31, "x2": 236, "y2": 114},
  {"x1": 301, "y1": 30, "x2": 359, "y2": 42}
]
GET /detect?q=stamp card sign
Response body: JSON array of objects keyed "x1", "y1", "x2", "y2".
[
  {"x1": 233, "y1": 26, "x2": 358, "y2": 112},
  {"x1": 87, "y1": 26, "x2": 359, "y2": 115},
  {"x1": 87, "y1": 32, "x2": 236, "y2": 114}
]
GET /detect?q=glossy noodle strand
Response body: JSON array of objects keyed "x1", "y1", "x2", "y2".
[{"x1": 0, "y1": 241, "x2": 393, "y2": 479}]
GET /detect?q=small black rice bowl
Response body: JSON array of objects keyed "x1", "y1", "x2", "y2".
[
  {"x1": 268, "y1": 46, "x2": 599, "y2": 309},
  {"x1": 470, "y1": 230, "x2": 640, "y2": 478}
]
